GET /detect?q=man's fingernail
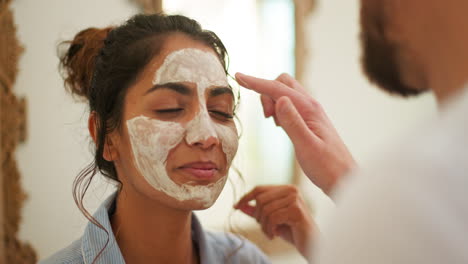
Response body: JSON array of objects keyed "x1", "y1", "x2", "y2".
[{"x1": 236, "y1": 72, "x2": 248, "y2": 87}]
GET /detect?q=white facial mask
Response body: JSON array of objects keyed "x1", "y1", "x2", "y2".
[{"x1": 127, "y1": 48, "x2": 238, "y2": 207}]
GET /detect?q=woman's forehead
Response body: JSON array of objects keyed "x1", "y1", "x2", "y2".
[{"x1": 153, "y1": 48, "x2": 227, "y2": 88}]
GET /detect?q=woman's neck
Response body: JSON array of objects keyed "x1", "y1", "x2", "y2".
[{"x1": 110, "y1": 189, "x2": 198, "y2": 264}]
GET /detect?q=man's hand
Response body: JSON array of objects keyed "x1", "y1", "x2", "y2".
[
  {"x1": 236, "y1": 72, "x2": 356, "y2": 195},
  {"x1": 235, "y1": 185, "x2": 315, "y2": 260}
]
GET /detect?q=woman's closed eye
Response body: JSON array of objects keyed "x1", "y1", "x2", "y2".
[
  {"x1": 153, "y1": 108, "x2": 233, "y2": 121},
  {"x1": 209, "y1": 110, "x2": 234, "y2": 121},
  {"x1": 155, "y1": 108, "x2": 184, "y2": 113},
  {"x1": 154, "y1": 108, "x2": 184, "y2": 119}
]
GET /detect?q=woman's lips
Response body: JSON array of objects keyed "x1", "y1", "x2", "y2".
[{"x1": 179, "y1": 162, "x2": 218, "y2": 180}]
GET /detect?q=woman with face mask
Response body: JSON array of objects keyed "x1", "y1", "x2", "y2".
[{"x1": 40, "y1": 13, "x2": 314, "y2": 264}]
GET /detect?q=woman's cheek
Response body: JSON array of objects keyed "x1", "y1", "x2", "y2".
[{"x1": 216, "y1": 123, "x2": 238, "y2": 166}]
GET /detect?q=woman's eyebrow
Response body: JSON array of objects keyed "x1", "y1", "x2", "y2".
[
  {"x1": 145, "y1": 82, "x2": 192, "y2": 95},
  {"x1": 209, "y1": 86, "x2": 234, "y2": 98}
]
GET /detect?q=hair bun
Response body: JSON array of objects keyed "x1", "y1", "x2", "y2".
[{"x1": 59, "y1": 27, "x2": 113, "y2": 100}]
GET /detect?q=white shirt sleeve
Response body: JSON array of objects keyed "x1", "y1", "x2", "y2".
[{"x1": 314, "y1": 88, "x2": 468, "y2": 264}]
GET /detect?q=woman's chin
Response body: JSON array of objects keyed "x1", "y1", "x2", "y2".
[
  {"x1": 170, "y1": 198, "x2": 217, "y2": 211},
  {"x1": 191, "y1": 198, "x2": 218, "y2": 211}
]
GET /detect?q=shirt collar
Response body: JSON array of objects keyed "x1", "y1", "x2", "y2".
[
  {"x1": 80, "y1": 192, "x2": 215, "y2": 264},
  {"x1": 81, "y1": 192, "x2": 125, "y2": 264}
]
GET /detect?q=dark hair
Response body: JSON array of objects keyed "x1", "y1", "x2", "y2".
[{"x1": 59, "y1": 13, "x2": 231, "y2": 262}]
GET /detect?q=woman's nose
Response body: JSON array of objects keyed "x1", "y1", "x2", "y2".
[
  {"x1": 185, "y1": 107, "x2": 221, "y2": 149},
  {"x1": 191, "y1": 135, "x2": 220, "y2": 149}
]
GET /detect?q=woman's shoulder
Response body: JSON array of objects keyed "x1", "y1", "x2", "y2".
[
  {"x1": 38, "y1": 239, "x2": 83, "y2": 264},
  {"x1": 204, "y1": 231, "x2": 271, "y2": 263}
]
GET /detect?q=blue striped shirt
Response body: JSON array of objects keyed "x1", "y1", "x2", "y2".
[{"x1": 40, "y1": 193, "x2": 270, "y2": 264}]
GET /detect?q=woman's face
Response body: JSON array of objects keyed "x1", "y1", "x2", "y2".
[{"x1": 110, "y1": 33, "x2": 238, "y2": 210}]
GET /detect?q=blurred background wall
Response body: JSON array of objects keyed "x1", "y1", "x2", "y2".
[{"x1": 10, "y1": 0, "x2": 436, "y2": 263}]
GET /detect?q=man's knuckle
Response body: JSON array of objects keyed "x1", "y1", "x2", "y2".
[{"x1": 286, "y1": 184, "x2": 299, "y2": 193}]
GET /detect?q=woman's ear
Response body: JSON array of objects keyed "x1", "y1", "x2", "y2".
[
  {"x1": 88, "y1": 112, "x2": 98, "y2": 144},
  {"x1": 103, "y1": 136, "x2": 118, "y2": 162},
  {"x1": 88, "y1": 112, "x2": 118, "y2": 162}
]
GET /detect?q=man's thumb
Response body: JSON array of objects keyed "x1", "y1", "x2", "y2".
[{"x1": 276, "y1": 97, "x2": 312, "y2": 145}]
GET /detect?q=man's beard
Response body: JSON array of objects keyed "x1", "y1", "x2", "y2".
[{"x1": 360, "y1": 12, "x2": 426, "y2": 97}]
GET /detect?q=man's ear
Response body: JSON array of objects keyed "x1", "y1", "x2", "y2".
[{"x1": 88, "y1": 112, "x2": 118, "y2": 162}]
